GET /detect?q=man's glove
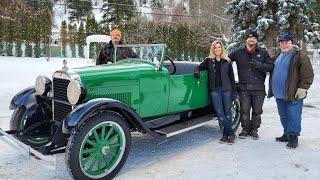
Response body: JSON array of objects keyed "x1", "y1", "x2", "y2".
[
  {"x1": 194, "y1": 72, "x2": 200, "y2": 79},
  {"x1": 295, "y1": 88, "x2": 307, "y2": 100},
  {"x1": 250, "y1": 59, "x2": 263, "y2": 69}
]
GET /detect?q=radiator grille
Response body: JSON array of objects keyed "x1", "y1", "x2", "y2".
[
  {"x1": 53, "y1": 78, "x2": 70, "y2": 102},
  {"x1": 53, "y1": 77, "x2": 72, "y2": 122},
  {"x1": 54, "y1": 101, "x2": 72, "y2": 122}
]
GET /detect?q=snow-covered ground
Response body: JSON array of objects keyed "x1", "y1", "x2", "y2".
[{"x1": 0, "y1": 57, "x2": 319, "y2": 180}]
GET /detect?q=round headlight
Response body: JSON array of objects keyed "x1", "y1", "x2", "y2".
[
  {"x1": 67, "y1": 80, "x2": 82, "y2": 105},
  {"x1": 35, "y1": 75, "x2": 51, "y2": 96}
]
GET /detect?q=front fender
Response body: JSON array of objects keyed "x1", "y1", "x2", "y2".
[
  {"x1": 10, "y1": 86, "x2": 36, "y2": 110},
  {"x1": 62, "y1": 98, "x2": 157, "y2": 136},
  {"x1": 9, "y1": 86, "x2": 50, "y2": 117}
]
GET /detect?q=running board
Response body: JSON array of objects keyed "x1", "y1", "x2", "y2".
[
  {"x1": 154, "y1": 114, "x2": 215, "y2": 137},
  {"x1": 0, "y1": 128, "x2": 56, "y2": 169}
]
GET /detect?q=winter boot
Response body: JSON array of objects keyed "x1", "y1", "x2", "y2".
[
  {"x1": 286, "y1": 135, "x2": 298, "y2": 149},
  {"x1": 275, "y1": 134, "x2": 289, "y2": 142},
  {"x1": 250, "y1": 130, "x2": 259, "y2": 140},
  {"x1": 238, "y1": 129, "x2": 249, "y2": 139},
  {"x1": 227, "y1": 135, "x2": 236, "y2": 145},
  {"x1": 219, "y1": 134, "x2": 228, "y2": 144}
]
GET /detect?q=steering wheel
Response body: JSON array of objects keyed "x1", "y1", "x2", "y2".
[{"x1": 165, "y1": 55, "x2": 176, "y2": 75}]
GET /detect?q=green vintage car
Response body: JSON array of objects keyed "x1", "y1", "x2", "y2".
[{"x1": 0, "y1": 44, "x2": 240, "y2": 180}]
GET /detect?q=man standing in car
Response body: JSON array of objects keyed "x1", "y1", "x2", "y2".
[
  {"x1": 229, "y1": 31, "x2": 274, "y2": 140},
  {"x1": 96, "y1": 29, "x2": 136, "y2": 65}
]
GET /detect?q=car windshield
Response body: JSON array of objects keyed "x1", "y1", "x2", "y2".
[{"x1": 114, "y1": 44, "x2": 166, "y2": 65}]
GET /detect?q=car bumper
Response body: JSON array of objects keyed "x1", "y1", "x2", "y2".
[{"x1": 0, "y1": 128, "x2": 56, "y2": 169}]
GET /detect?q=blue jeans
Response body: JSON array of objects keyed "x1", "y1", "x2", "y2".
[
  {"x1": 210, "y1": 87, "x2": 234, "y2": 136},
  {"x1": 275, "y1": 99, "x2": 303, "y2": 136}
]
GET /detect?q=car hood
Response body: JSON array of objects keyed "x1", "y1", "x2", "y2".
[{"x1": 66, "y1": 60, "x2": 158, "y2": 101}]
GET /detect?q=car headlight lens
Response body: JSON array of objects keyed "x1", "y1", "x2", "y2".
[
  {"x1": 35, "y1": 75, "x2": 51, "y2": 96},
  {"x1": 67, "y1": 80, "x2": 85, "y2": 105}
]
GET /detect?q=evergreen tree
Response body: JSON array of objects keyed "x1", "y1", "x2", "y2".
[
  {"x1": 4, "y1": 19, "x2": 14, "y2": 56},
  {"x1": 86, "y1": 14, "x2": 99, "y2": 58},
  {"x1": 0, "y1": 19, "x2": 5, "y2": 55},
  {"x1": 86, "y1": 14, "x2": 98, "y2": 36},
  {"x1": 67, "y1": 0, "x2": 92, "y2": 23},
  {"x1": 40, "y1": 8, "x2": 53, "y2": 58},
  {"x1": 24, "y1": 13, "x2": 34, "y2": 57},
  {"x1": 61, "y1": 20, "x2": 68, "y2": 57},
  {"x1": 77, "y1": 21, "x2": 86, "y2": 58},
  {"x1": 15, "y1": 21, "x2": 23, "y2": 57},
  {"x1": 68, "y1": 23, "x2": 77, "y2": 58},
  {"x1": 311, "y1": 0, "x2": 320, "y2": 15},
  {"x1": 32, "y1": 12, "x2": 42, "y2": 58},
  {"x1": 27, "y1": 0, "x2": 53, "y2": 11},
  {"x1": 225, "y1": 0, "x2": 320, "y2": 54},
  {"x1": 101, "y1": 0, "x2": 136, "y2": 26}
]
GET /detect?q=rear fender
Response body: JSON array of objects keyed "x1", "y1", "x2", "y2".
[{"x1": 62, "y1": 98, "x2": 158, "y2": 136}]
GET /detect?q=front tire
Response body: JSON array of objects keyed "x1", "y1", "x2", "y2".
[
  {"x1": 10, "y1": 106, "x2": 50, "y2": 147},
  {"x1": 66, "y1": 110, "x2": 131, "y2": 180}
]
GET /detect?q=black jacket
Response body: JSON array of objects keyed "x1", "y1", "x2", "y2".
[
  {"x1": 96, "y1": 41, "x2": 136, "y2": 65},
  {"x1": 229, "y1": 46, "x2": 274, "y2": 91},
  {"x1": 194, "y1": 58, "x2": 237, "y2": 92}
]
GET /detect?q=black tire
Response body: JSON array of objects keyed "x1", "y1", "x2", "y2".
[
  {"x1": 66, "y1": 110, "x2": 131, "y2": 180},
  {"x1": 10, "y1": 106, "x2": 50, "y2": 147},
  {"x1": 218, "y1": 98, "x2": 241, "y2": 132}
]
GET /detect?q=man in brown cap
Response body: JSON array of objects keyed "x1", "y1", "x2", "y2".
[{"x1": 229, "y1": 30, "x2": 274, "y2": 140}]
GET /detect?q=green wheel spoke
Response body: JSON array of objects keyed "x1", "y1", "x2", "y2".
[
  {"x1": 103, "y1": 156, "x2": 110, "y2": 167},
  {"x1": 81, "y1": 148, "x2": 95, "y2": 155},
  {"x1": 82, "y1": 153, "x2": 96, "y2": 165},
  {"x1": 77, "y1": 120, "x2": 128, "y2": 178},
  {"x1": 86, "y1": 138, "x2": 97, "y2": 147},
  {"x1": 109, "y1": 152, "x2": 117, "y2": 157},
  {"x1": 88, "y1": 158, "x2": 98, "y2": 172},
  {"x1": 101, "y1": 126, "x2": 106, "y2": 141},
  {"x1": 97, "y1": 157, "x2": 103, "y2": 172},
  {"x1": 105, "y1": 126, "x2": 114, "y2": 140},
  {"x1": 93, "y1": 129, "x2": 101, "y2": 143},
  {"x1": 109, "y1": 143, "x2": 120, "y2": 148},
  {"x1": 107, "y1": 134, "x2": 118, "y2": 144}
]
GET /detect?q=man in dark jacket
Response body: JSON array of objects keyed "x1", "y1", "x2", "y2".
[
  {"x1": 268, "y1": 34, "x2": 314, "y2": 149},
  {"x1": 229, "y1": 31, "x2": 274, "y2": 140},
  {"x1": 96, "y1": 29, "x2": 136, "y2": 65}
]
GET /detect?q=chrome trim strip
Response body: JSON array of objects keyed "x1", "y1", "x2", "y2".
[
  {"x1": 52, "y1": 69, "x2": 81, "y2": 82},
  {"x1": 161, "y1": 120, "x2": 214, "y2": 138},
  {"x1": 0, "y1": 128, "x2": 56, "y2": 169}
]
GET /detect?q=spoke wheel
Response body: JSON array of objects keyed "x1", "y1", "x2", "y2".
[
  {"x1": 66, "y1": 111, "x2": 131, "y2": 180},
  {"x1": 219, "y1": 98, "x2": 241, "y2": 132},
  {"x1": 10, "y1": 106, "x2": 50, "y2": 146}
]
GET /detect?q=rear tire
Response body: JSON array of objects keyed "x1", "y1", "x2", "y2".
[
  {"x1": 66, "y1": 110, "x2": 131, "y2": 180},
  {"x1": 219, "y1": 98, "x2": 241, "y2": 132}
]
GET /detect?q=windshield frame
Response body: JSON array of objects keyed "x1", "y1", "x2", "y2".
[{"x1": 113, "y1": 44, "x2": 167, "y2": 69}]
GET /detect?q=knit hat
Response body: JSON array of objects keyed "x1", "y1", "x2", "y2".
[
  {"x1": 246, "y1": 31, "x2": 259, "y2": 39},
  {"x1": 110, "y1": 29, "x2": 122, "y2": 38}
]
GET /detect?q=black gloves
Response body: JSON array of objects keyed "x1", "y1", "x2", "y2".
[
  {"x1": 250, "y1": 59, "x2": 263, "y2": 69},
  {"x1": 194, "y1": 72, "x2": 200, "y2": 79}
]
